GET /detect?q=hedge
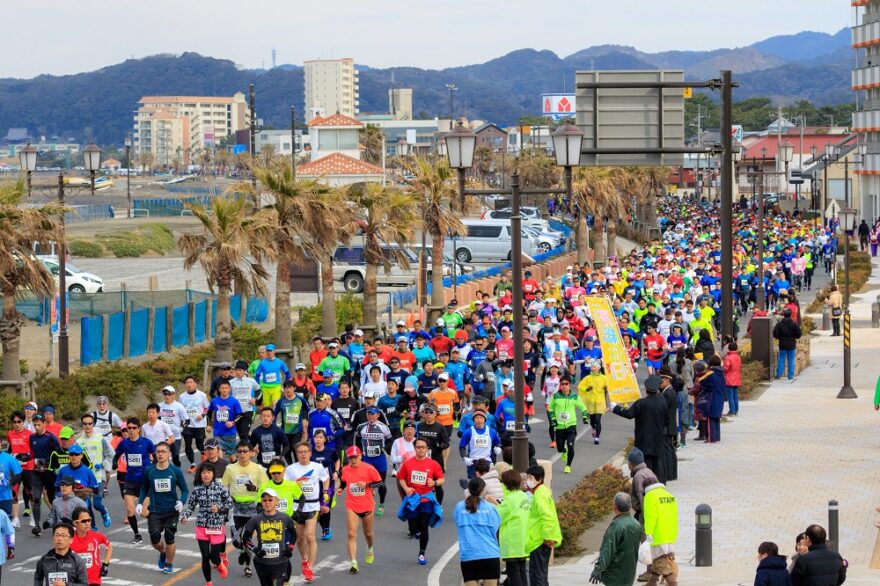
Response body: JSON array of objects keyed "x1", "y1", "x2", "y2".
[{"x1": 555, "y1": 464, "x2": 631, "y2": 557}]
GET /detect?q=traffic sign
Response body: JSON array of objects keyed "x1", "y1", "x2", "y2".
[
  {"x1": 683, "y1": 87, "x2": 693, "y2": 99},
  {"x1": 825, "y1": 199, "x2": 840, "y2": 219}
]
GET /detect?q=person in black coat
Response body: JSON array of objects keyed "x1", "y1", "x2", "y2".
[
  {"x1": 754, "y1": 542, "x2": 792, "y2": 586},
  {"x1": 773, "y1": 308, "x2": 802, "y2": 381},
  {"x1": 702, "y1": 355, "x2": 727, "y2": 443},
  {"x1": 790, "y1": 524, "x2": 847, "y2": 586},
  {"x1": 657, "y1": 367, "x2": 679, "y2": 482},
  {"x1": 694, "y1": 328, "x2": 716, "y2": 360},
  {"x1": 610, "y1": 375, "x2": 668, "y2": 483}
]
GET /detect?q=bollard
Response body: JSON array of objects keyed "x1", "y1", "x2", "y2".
[
  {"x1": 695, "y1": 504, "x2": 713, "y2": 567},
  {"x1": 822, "y1": 305, "x2": 831, "y2": 331},
  {"x1": 873, "y1": 301, "x2": 880, "y2": 328},
  {"x1": 828, "y1": 500, "x2": 839, "y2": 551}
]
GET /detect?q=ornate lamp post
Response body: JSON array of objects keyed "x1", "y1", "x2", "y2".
[
  {"x1": 18, "y1": 143, "x2": 37, "y2": 196},
  {"x1": 837, "y1": 206, "x2": 857, "y2": 399}
]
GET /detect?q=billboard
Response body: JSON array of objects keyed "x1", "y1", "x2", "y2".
[
  {"x1": 203, "y1": 125, "x2": 215, "y2": 145},
  {"x1": 541, "y1": 94, "x2": 576, "y2": 121}
]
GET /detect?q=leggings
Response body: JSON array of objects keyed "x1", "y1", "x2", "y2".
[
  {"x1": 589, "y1": 414, "x2": 602, "y2": 438},
  {"x1": 233, "y1": 515, "x2": 252, "y2": 567},
  {"x1": 30, "y1": 470, "x2": 56, "y2": 525},
  {"x1": 182, "y1": 428, "x2": 205, "y2": 466},
  {"x1": 555, "y1": 428, "x2": 576, "y2": 466},
  {"x1": 415, "y1": 511, "x2": 431, "y2": 554},
  {"x1": 87, "y1": 494, "x2": 109, "y2": 526},
  {"x1": 377, "y1": 469, "x2": 387, "y2": 504},
  {"x1": 254, "y1": 560, "x2": 289, "y2": 586},
  {"x1": 198, "y1": 538, "x2": 225, "y2": 582},
  {"x1": 13, "y1": 470, "x2": 34, "y2": 509},
  {"x1": 804, "y1": 267, "x2": 813, "y2": 290},
  {"x1": 236, "y1": 412, "x2": 254, "y2": 444},
  {"x1": 545, "y1": 405, "x2": 556, "y2": 443}
]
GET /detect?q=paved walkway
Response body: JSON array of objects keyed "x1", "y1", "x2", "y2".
[{"x1": 551, "y1": 253, "x2": 880, "y2": 585}]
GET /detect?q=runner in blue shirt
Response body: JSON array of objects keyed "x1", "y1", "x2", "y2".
[
  {"x1": 315, "y1": 370, "x2": 340, "y2": 401},
  {"x1": 207, "y1": 381, "x2": 243, "y2": 460},
  {"x1": 112, "y1": 417, "x2": 156, "y2": 544}
]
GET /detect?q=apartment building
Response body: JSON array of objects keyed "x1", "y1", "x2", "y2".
[
  {"x1": 853, "y1": 0, "x2": 880, "y2": 220},
  {"x1": 304, "y1": 58, "x2": 359, "y2": 121},
  {"x1": 133, "y1": 93, "x2": 249, "y2": 166}
]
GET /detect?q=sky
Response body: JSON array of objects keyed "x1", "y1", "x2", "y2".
[{"x1": 7, "y1": 0, "x2": 849, "y2": 79}]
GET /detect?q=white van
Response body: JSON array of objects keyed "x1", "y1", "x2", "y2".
[{"x1": 444, "y1": 219, "x2": 540, "y2": 263}]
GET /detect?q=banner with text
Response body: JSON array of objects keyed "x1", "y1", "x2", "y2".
[{"x1": 583, "y1": 296, "x2": 642, "y2": 404}]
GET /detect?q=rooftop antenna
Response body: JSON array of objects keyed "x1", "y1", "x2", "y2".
[{"x1": 272, "y1": 48, "x2": 277, "y2": 69}]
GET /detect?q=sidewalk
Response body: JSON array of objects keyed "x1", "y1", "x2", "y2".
[{"x1": 551, "y1": 253, "x2": 880, "y2": 585}]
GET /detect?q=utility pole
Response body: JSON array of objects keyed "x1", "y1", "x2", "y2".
[
  {"x1": 290, "y1": 106, "x2": 296, "y2": 178},
  {"x1": 445, "y1": 83, "x2": 458, "y2": 122}
]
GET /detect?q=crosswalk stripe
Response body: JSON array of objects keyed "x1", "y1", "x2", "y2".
[{"x1": 111, "y1": 542, "x2": 203, "y2": 558}]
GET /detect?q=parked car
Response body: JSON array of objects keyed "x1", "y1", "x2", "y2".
[
  {"x1": 480, "y1": 207, "x2": 550, "y2": 231},
  {"x1": 332, "y1": 245, "x2": 418, "y2": 293},
  {"x1": 40, "y1": 257, "x2": 104, "y2": 293},
  {"x1": 410, "y1": 247, "x2": 475, "y2": 278},
  {"x1": 444, "y1": 220, "x2": 540, "y2": 263}
]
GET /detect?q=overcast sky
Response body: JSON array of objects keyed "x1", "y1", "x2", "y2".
[{"x1": 9, "y1": 0, "x2": 849, "y2": 78}]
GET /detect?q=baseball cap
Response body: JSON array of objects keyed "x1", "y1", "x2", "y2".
[
  {"x1": 436, "y1": 318, "x2": 444, "y2": 326},
  {"x1": 363, "y1": 390, "x2": 377, "y2": 399},
  {"x1": 25, "y1": 401, "x2": 38, "y2": 411},
  {"x1": 219, "y1": 362, "x2": 232, "y2": 369},
  {"x1": 59, "y1": 426, "x2": 74, "y2": 440},
  {"x1": 328, "y1": 341, "x2": 339, "y2": 348},
  {"x1": 402, "y1": 421, "x2": 416, "y2": 430},
  {"x1": 59, "y1": 476, "x2": 75, "y2": 486},
  {"x1": 265, "y1": 344, "x2": 276, "y2": 352},
  {"x1": 204, "y1": 438, "x2": 221, "y2": 449},
  {"x1": 396, "y1": 320, "x2": 407, "y2": 327},
  {"x1": 346, "y1": 446, "x2": 363, "y2": 458},
  {"x1": 32, "y1": 413, "x2": 45, "y2": 421},
  {"x1": 162, "y1": 385, "x2": 176, "y2": 395},
  {"x1": 354, "y1": 329, "x2": 364, "y2": 337},
  {"x1": 420, "y1": 403, "x2": 437, "y2": 413},
  {"x1": 295, "y1": 363, "x2": 306, "y2": 370},
  {"x1": 67, "y1": 444, "x2": 84, "y2": 455},
  {"x1": 269, "y1": 464, "x2": 285, "y2": 474},
  {"x1": 95, "y1": 397, "x2": 108, "y2": 405},
  {"x1": 235, "y1": 360, "x2": 248, "y2": 370},
  {"x1": 41, "y1": 405, "x2": 55, "y2": 414},
  {"x1": 437, "y1": 373, "x2": 449, "y2": 381},
  {"x1": 472, "y1": 395, "x2": 488, "y2": 404},
  {"x1": 366, "y1": 407, "x2": 380, "y2": 415},
  {"x1": 322, "y1": 369, "x2": 334, "y2": 377},
  {"x1": 261, "y1": 487, "x2": 279, "y2": 498},
  {"x1": 316, "y1": 392, "x2": 331, "y2": 401}
]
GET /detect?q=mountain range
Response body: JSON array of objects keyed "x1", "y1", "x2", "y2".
[{"x1": 0, "y1": 28, "x2": 854, "y2": 147}]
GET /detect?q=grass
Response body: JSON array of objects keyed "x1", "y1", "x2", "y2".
[
  {"x1": 91, "y1": 223, "x2": 177, "y2": 258},
  {"x1": 556, "y1": 464, "x2": 631, "y2": 557}
]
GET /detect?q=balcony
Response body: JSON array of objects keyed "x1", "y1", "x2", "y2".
[
  {"x1": 853, "y1": 20, "x2": 880, "y2": 47},
  {"x1": 856, "y1": 152, "x2": 880, "y2": 175},
  {"x1": 853, "y1": 64, "x2": 880, "y2": 89}
]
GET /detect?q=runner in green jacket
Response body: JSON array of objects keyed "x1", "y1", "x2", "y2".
[{"x1": 548, "y1": 379, "x2": 588, "y2": 474}]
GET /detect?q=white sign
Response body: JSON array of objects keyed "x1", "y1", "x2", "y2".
[
  {"x1": 825, "y1": 199, "x2": 840, "y2": 219},
  {"x1": 406, "y1": 129, "x2": 417, "y2": 145},
  {"x1": 731, "y1": 125, "x2": 743, "y2": 144},
  {"x1": 542, "y1": 94, "x2": 576, "y2": 121}
]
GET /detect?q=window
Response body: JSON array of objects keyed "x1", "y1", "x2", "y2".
[
  {"x1": 334, "y1": 247, "x2": 365, "y2": 263},
  {"x1": 319, "y1": 131, "x2": 338, "y2": 150},
  {"x1": 490, "y1": 210, "x2": 512, "y2": 219},
  {"x1": 338, "y1": 130, "x2": 358, "y2": 150},
  {"x1": 467, "y1": 225, "x2": 503, "y2": 238}
]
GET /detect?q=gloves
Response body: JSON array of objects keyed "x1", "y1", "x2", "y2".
[
  {"x1": 284, "y1": 544, "x2": 294, "y2": 558},
  {"x1": 135, "y1": 504, "x2": 143, "y2": 516},
  {"x1": 589, "y1": 569, "x2": 601, "y2": 584},
  {"x1": 6, "y1": 548, "x2": 12, "y2": 561},
  {"x1": 609, "y1": 401, "x2": 618, "y2": 411},
  {"x1": 583, "y1": 416, "x2": 589, "y2": 425},
  {"x1": 174, "y1": 500, "x2": 183, "y2": 512},
  {"x1": 100, "y1": 562, "x2": 109, "y2": 577},
  {"x1": 245, "y1": 480, "x2": 258, "y2": 492},
  {"x1": 254, "y1": 546, "x2": 266, "y2": 559},
  {"x1": 493, "y1": 446, "x2": 502, "y2": 456},
  {"x1": 14, "y1": 453, "x2": 29, "y2": 462},
  {"x1": 232, "y1": 539, "x2": 243, "y2": 550},
  {"x1": 463, "y1": 457, "x2": 473, "y2": 467}
]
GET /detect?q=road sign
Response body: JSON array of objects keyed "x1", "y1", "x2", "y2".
[
  {"x1": 683, "y1": 87, "x2": 693, "y2": 99},
  {"x1": 789, "y1": 168, "x2": 805, "y2": 185},
  {"x1": 825, "y1": 199, "x2": 840, "y2": 219},
  {"x1": 731, "y1": 125, "x2": 743, "y2": 144}
]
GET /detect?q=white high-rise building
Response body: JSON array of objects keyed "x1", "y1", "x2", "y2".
[
  {"x1": 304, "y1": 58, "x2": 359, "y2": 122},
  {"x1": 853, "y1": 0, "x2": 880, "y2": 219}
]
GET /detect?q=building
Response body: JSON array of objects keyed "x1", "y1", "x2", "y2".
[
  {"x1": 474, "y1": 123, "x2": 508, "y2": 154},
  {"x1": 389, "y1": 88, "x2": 413, "y2": 120},
  {"x1": 297, "y1": 113, "x2": 384, "y2": 186},
  {"x1": 255, "y1": 129, "x2": 305, "y2": 156},
  {"x1": 853, "y1": 0, "x2": 880, "y2": 220},
  {"x1": 304, "y1": 58, "x2": 359, "y2": 122},
  {"x1": 133, "y1": 93, "x2": 249, "y2": 167},
  {"x1": 356, "y1": 115, "x2": 441, "y2": 156}
]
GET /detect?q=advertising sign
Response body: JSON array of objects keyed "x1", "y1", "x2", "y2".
[
  {"x1": 582, "y1": 297, "x2": 642, "y2": 404},
  {"x1": 541, "y1": 94, "x2": 576, "y2": 121}
]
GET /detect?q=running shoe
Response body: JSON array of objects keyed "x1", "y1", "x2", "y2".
[
  {"x1": 302, "y1": 561, "x2": 314, "y2": 582},
  {"x1": 31, "y1": 527, "x2": 41, "y2": 537},
  {"x1": 321, "y1": 527, "x2": 333, "y2": 541},
  {"x1": 564, "y1": 465, "x2": 571, "y2": 474},
  {"x1": 42, "y1": 520, "x2": 50, "y2": 530},
  {"x1": 29, "y1": 516, "x2": 35, "y2": 527},
  {"x1": 679, "y1": 441, "x2": 688, "y2": 449},
  {"x1": 365, "y1": 549, "x2": 375, "y2": 564},
  {"x1": 593, "y1": 437, "x2": 600, "y2": 445},
  {"x1": 418, "y1": 554, "x2": 427, "y2": 565},
  {"x1": 349, "y1": 561, "x2": 359, "y2": 574},
  {"x1": 217, "y1": 560, "x2": 228, "y2": 579},
  {"x1": 131, "y1": 534, "x2": 143, "y2": 545},
  {"x1": 188, "y1": 465, "x2": 197, "y2": 473},
  {"x1": 220, "y1": 552, "x2": 229, "y2": 567},
  {"x1": 205, "y1": 582, "x2": 213, "y2": 586},
  {"x1": 238, "y1": 551, "x2": 249, "y2": 566},
  {"x1": 163, "y1": 564, "x2": 173, "y2": 574},
  {"x1": 158, "y1": 551, "x2": 166, "y2": 569},
  {"x1": 376, "y1": 504, "x2": 385, "y2": 517},
  {"x1": 244, "y1": 566, "x2": 253, "y2": 578},
  {"x1": 11, "y1": 517, "x2": 19, "y2": 529},
  {"x1": 549, "y1": 441, "x2": 556, "y2": 449},
  {"x1": 22, "y1": 508, "x2": 31, "y2": 517},
  {"x1": 102, "y1": 512, "x2": 111, "y2": 528}
]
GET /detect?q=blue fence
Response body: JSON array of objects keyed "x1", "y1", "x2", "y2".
[
  {"x1": 67, "y1": 204, "x2": 115, "y2": 224},
  {"x1": 80, "y1": 294, "x2": 269, "y2": 366}
]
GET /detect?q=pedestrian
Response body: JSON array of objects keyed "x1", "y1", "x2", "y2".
[
  {"x1": 703, "y1": 355, "x2": 727, "y2": 443},
  {"x1": 548, "y1": 377, "x2": 589, "y2": 474},
  {"x1": 397, "y1": 437, "x2": 444, "y2": 565},
  {"x1": 643, "y1": 482, "x2": 679, "y2": 586},
  {"x1": 626, "y1": 448, "x2": 658, "y2": 582},
  {"x1": 672, "y1": 349, "x2": 695, "y2": 447},
  {"x1": 137, "y1": 442, "x2": 189, "y2": 574},
  {"x1": 656, "y1": 367, "x2": 679, "y2": 481},
  {"x1": 790, "y1": 524, "x2": 847, "y2": 585},
  {"x1": 754, "y1": 541, "x2": 792, "y2": 586},
  {"x1": 462, "y1": 459, "x2": 504, "y2": 503},
  {"x1": 590, "y1": 492, "x2": 641, "y2": 586},
  {"x1": 34, "y1": 522, "x2": 89, "y2": 586},
  {"x1": 455, "y1": 477, "x2": 502, "y2": 586},
  {"x1": 0, "y1": 508, "x2": 12, "y2": 583},
  {"x1": 497, "y1": 469, "x2": 530, "y2": 586},
  {"x1": 525, "y1": 464, "x2": 562, "y2": 586},
  {"x1": 824, "y1": 286, "x2": 843, "y2": 337},
  {"x1": 858, "y1": 219, "x2": 870, "y2": 251},
  {"x1": 610, "y1": 375, "x2": 668, "y2": 483},
  {"x1": 723, "y1": 341, "x2": 742, "y2": 416},
  {"x1": 240, "y1": 489, "x2": 297, "y2": 586},
  {"x1": 70, "y1": 506, "x2": 112, "y2": 586},
  {"x1": 772, "y1": 308, "x2": 802, "y2": 381},
  {"x1": 871, "y1": 225, "x2": 879, "y2": 257},
  {"x1": 180, "y1": 461, "x2": 234, "y2": 585},
  {"x1": 787, "y1": 532, "x2": 809, "y2": 573},
  {"x1": 337, "y1": 446, "x2": 383, "y2": 574}
]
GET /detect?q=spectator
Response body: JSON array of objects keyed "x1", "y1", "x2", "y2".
[
  {"x1": 497, "y1": 469, "x2": 529, "y2": 586},
  {"x1": 525, "y1": 464, "x2": 561, "y2": 586},
  {"x1": 773, "y1": 308, "x2": 802, "y2": 381},
  {"x1": 824, "y1": 286, "x2": 842, "y2": 337},
  {"x1": 627, "y1": 447, "x2": 658, "y2": 582},
  {"x1": 611, "y1": 375, "x2": 669, "y2": 483},
  {"x1": 755, "y1": 541, "x2": 792, "y2": 586},
  {"x1": 454, "y1": 477, "x2": 501, "y2": 586},
  {"x1": 790, "y1": 524, "x2": 847, "y2": 586},
  {"x1": 643, "y1": 482, "x2": 678, "y2": 586},
  {"x1": 723, "y1": 342, "x2": 742, "y2": 417},
  {"x1": 590, "y1": 492, "x2": 641, "y2": 586},
  {"x1": 461, "y1": 459, "x2": 503, "y2": 504},
  {"x1": 787, "y1": 532, "x2": 809, "y2": 573}
]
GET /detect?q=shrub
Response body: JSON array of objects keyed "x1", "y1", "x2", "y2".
[
  {"x1": 71, "y1": 362, "x2": 158, "y2": 410},
  {"x1": 232, "y1": 323, "x2": 273, "y2": 361},
  {"x1": 106, "y1": 240, "x2": 149, "y2": 258},
  {"x1": 291, "y1": 293, "x2": 364, "y2": 347},
  {"x1": 144, "y1": 223, "x2": 176, "y2": 254},
  {"x1": 555, "y1": 464, "x2": 631, "y2": 557},
  {"x1": 802, "y1": 315, "x2": 815, "y2": 334},
  {"x1": 69, "y1": 240, "x2": 104, "y2": 258},
  {"x1": 739, "y1": 360, "x2": 767, "y2": 400}
]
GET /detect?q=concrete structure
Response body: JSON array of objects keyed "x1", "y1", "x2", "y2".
[
  {"x1": 356, "y1": 115, "x2": 441, "y2": 156},
  {"x1": 298, "y1": 113, "x2": 383, "y2": 186},
  {"x1": 304, "y1": 58, "x2": 359, "y2": 121},
  {"x1": 133, "y1": 94, "x2": 249, "y2": 167},
  {"x1": 388, "y1": 88, "x2": 413, "y2": 120},
  {"x1": 853, "y1": 0, "x2": 880, "y2": 221}
]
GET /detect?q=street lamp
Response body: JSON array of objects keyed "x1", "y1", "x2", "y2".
[
  {"x1": 779, "y1": 141, "x2": 794, "y2": 207},
  {"x1": 837, "y1": 206, "x2": 857, "y2": 398},
  {"x1": 18, "y1": 143, "x2": 37, "y2": 196},
  {"x1": 124, "y1": 136, "x2": 132, "y2": 218},
  {"x1": 82, "y1": 143, "x2": 102, "y2": 195},
  {"x1": 446, "y1": 126, "x2": 580, "y2": 473}
]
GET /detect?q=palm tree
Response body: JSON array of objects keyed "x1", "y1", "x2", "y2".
[
  {"x1": 341, "y1": 183, "x2": 420, "y2": 333},
  {"x1": 571, "y1": 167, "x2": 618, "y2": 265},
  {"x1": 405, "y1": 157, "x2": 466, "y2": 313},
  {"x1": 138, "y1": 152, "x2": 155, "y2": 174},
  {"x1": 516, "y1": 148, "x2": 560, "y2": 211},
  {"x1": 359, "y1": 124, "x2": 384, "y2": 166},
  {"x1": 178, "y1": 197, "x2": 275, "y2": 361},
  {"x1": 248, "y1": 159, "x2": 341, "y2": 348},
  {"x1": 637, "y1": 167, "x2": 668, "y2": 237},
  {"x1": 0, "y1": 178, "x2": 64, "y2": 379},
  {"x1": 473, "y1": 146, "x2": 494, "y2": 182}
]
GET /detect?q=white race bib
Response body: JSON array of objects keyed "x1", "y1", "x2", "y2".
[
  {"x1": 235, "y1": 474, "x2": 249, "y2": 486},
  {"x1": 154, "y1": 477, "x2": 172, "y2": 492},
  {"x1": 79, "y1": 553, "x2": 93, "y2": 568},
  {"x1": 410, "y1": 470, "x2": 427, "y2": 486},
  {"x1": 366, "y1": 445, "x2": 381, "y2": 458},
  {"x1": 277, "y1": 498, "x2": 288, "y2": 512},
  {"x1": 285, "y1": 412, "x2": 299, "y2": 425},
  {"x1": 48, "y1": 572, "x2": 68, "y2": 584},
  {"x1": 265, "y1": 372, "x2": 278, "y2": 384},
  {"x1": 261, "y1": 451, "x2": 275, "y2": 463},
  {"x1": 506, "y1": 420, "x2": 515, "y2": 431},
  {"x1": 127, "y1": 453, "x2": 143, "y2": 467},
  {"x1": 216, "y1": 409, "x2": 229, "y2": 423},
  {"x1": 349, "y1": 484, "x2": 366, "y2": 497},
  {"x1": 337, "y1": 408, "x2": 350, "y2": 419},
  {"x1": 473, "y1": 435, "x2": 489, "y2": 449},
  {"x1": 187, "y1": 408, "x2": 199, "y2": 419},
  {"x1": 301, "y1": 483, "x2": 317, "y2": 497},
  {"x1": 438, "y1": 404, "x2": 451, "y2": 415},
  {"x1": 263, "y1": 542, "x2": 280, "y2": 559},
  {"x1": 559, "y1": 412, "x2": 571, "y2": 422}
]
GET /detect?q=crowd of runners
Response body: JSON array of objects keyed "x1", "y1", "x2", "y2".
[{"x1": 0, "y1": 193, "x2": 845, "y2": 586}]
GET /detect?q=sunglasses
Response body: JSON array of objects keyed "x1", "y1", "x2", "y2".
[
  {"x1": 237, "y1": 449, "x2": 250, "y2": 454},
  {"x1": 82, "y1": 422, "x2": 94, "y2": 426},
  {"x1": 11, "y1": 420, "x2": 22, "y2": 424},
  {"x1": 76, "y1": 518, "x2": 92, "y2": 523},
  {"x1": 127, "y1": 426, "x2": 139, "y2": 430},
  {"x1": 270, "y1": 471, "x2": 284, "y2": 475}
]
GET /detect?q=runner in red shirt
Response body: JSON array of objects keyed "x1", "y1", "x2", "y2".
[
  {"x1": 7, "y1": 412, "x2": 33, "y2": 525},
  {"x1": 428, "y1": 330, "x2": 454, "y2": 356},
  {"x1": 70, "y1": 507, "x2": 113, "y2": 585},
  {"x1": 309, "y1": 337, "x2": 328, "y2": 383},
  {"x1": 522, "y1": 270, "x2": 540, "y2": 302},
  {"x1": 397, "y1": 438, "x2": 444, "y2": 565},
  {"x1": 337, "y1": 446, "x2": 383, "y2": 573},
  {"x1": 643, "y1": 324, "x2": 666, "y2": 375},
  {"x1": 390, "y1": 339, "x2": 417, "y2": 372}
]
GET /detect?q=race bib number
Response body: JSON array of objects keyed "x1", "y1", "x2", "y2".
[
  {"x1": 235, "y1": 474, "x2": 249, "y2": 486},
  {"x1": 473, "y1": 435, "x2": 489, "y2": 449},
  {"x1": 277, "y1": 498, "x2": 288, "y2": 512},
  {"x1": 216, "y1": 409, "x2": 229, "y2": 423},
  {"x1": 349, "y1": 484, "x2": 366, "y2": 497},
  {"x1": 154, "y1": 477, "x2": 172, "y2": 492},
  {"x1": 162, "y1": 416, "x2": 175, "y2": 426},
  {"x1": 486, "y1": 373, "x2": 495, "y2": 382},
  {"x1": 366, "y1": 445, "x2": 381, "y2": 458},
  {"x1": 261, "y1": 451, "x2": 275, "y2": 463},
  {"x1": 205, "y1": 525, "x2": 223, "y2": 535},
  {"x1": 79, "y1": 553, "x2": 93, "y2": 568},
  {"x1": 410, "y1": 471, "x2": 427, "y2": 486},
  {"x1": 648, "y1": 342, "x2": 657, "y2": 350},
  {"x1": 187, "y1": 408, "x2": 200, "y2": 419},
  {"x1": 48, "y1": 572, "x2": 68, "y2": 584},
  {"x1": 506, "y1": 420, "x2": 515, "y2": 431},
  {"x1": 263, "y1": 542, "x2": 280, "y2": 559},
  {"x1": 301, "y1": 483, "x2": 316, "y2": 496},
  {"x1": 265, "y1": 372, "x2": 278, "y2": 384},
  {"x1": 285, "y1": 412, "x2": 299, "y2": 425},
  {"x1": 559, "y1": 412, "x2": 571, "y2": 422},
  {"x1": 438, "y1": 404, "x2": 451, "y2": 415},
  {"x1": 127, "y1": 453, "x2": 143, "y2": 467},
  {"x1": 337, "y1": 408, "x2": 350, "y2": 419}
]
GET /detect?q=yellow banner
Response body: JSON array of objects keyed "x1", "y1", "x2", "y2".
[{"x1": 583, "y1": 297, "x2": 642, "y2": 404}]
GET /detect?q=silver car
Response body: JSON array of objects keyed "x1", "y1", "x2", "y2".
[{"x1": 332, "y1": 246, "x2": 418, "y2": 293}]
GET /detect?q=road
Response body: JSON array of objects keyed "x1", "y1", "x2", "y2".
[{"x1": 7, "y1": 412, "x2": 631, "y2": 586}]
